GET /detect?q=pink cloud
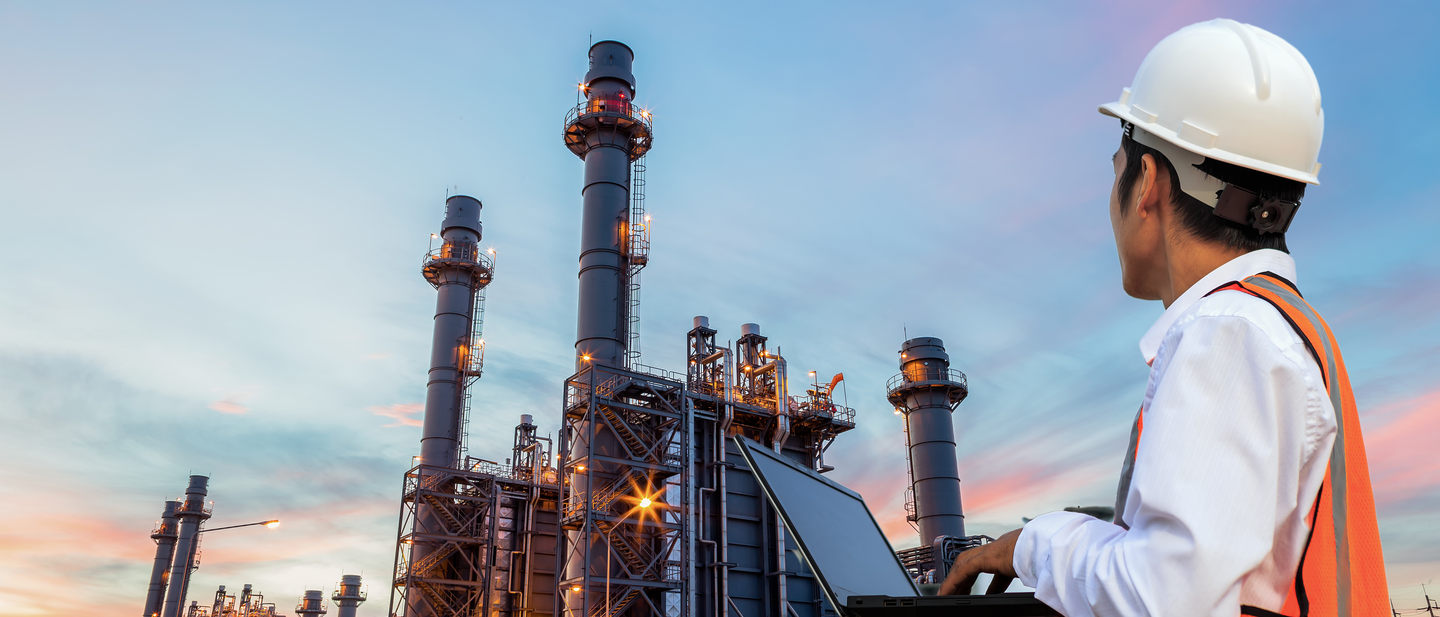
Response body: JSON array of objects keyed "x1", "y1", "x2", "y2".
[
  {"x1": 208, "y1": 392, "x2": 251, "y2": 415},
  {"x1": 370, "y1": 403, "x2": 423, "y2": 428},
  {"x1": 1361, "y1": 388, "x2": 1440, "y2": 508}
]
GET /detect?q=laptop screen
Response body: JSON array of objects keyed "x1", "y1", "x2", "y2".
[{"x1": 734, "y1": 436, "x2": 919, "y2": 607}]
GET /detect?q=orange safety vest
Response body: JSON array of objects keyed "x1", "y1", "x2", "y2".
[{"x1": 1115, "y1": 272, "x2": 1388, "y2": 616}]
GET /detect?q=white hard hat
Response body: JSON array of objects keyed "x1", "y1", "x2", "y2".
[{"x1": 1099, "y1": 18, "x2": 1324, "y2": 190}]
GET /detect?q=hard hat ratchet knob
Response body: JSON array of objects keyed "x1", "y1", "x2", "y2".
[{"x1": 1213, "y1": 184, "x2": 1300, "y2": 235}]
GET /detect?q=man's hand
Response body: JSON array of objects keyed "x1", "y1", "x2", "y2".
[{"x1": 937, "y1": 529, "x2": 1022, "y2": 595}]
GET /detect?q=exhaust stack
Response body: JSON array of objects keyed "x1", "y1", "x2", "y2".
[
  {"x1": 143, "y1": 500, "x2": 181, "y2": 617},
  {"x1": 161, "y1": 476, "x2": 211, "y2": 617},
  {"x1": 331, "y1": 574, "x2": 366, "y2": 617},
  {"x1": 887, "y1": 337, "x2": 969, "y2": 545}
]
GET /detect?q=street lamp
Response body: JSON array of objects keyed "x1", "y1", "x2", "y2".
[{"x1": 197, "y1": 520, "x2": 281, "y2": 534}]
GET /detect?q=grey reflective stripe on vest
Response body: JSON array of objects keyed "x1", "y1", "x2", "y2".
[
  {"x1": 1246, "y1": 276, "x2": 1352, "y2": 616},
  {"x1": 1114, "y1": 407, "x2": 1142, "y2": 530},
  {"x1": 1111, "y1": 275, "x2": 1352, "y2": 615}
]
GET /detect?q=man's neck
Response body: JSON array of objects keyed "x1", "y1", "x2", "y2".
[{"x1": 1159, "y1": 240, "x2": 1249, "y2": 308}]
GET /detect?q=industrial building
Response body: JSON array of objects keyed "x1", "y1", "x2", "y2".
[{"x1": 383, "y1": 40, "x2": 984, "y2": 617}]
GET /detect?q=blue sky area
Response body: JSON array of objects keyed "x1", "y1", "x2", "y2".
[{"x1": 1, "y1": 1, "x2": 1437, "y2": 614}]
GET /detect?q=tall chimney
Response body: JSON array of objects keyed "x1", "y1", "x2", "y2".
[
  {"x1": 887, "y1": 337, "x2": 969, "y2": 545},
  {"x1": 564, "y1": 40, "x2": 652, "y2": 370},
  {"x1": 161, "y1": 476, "x2": 211, "y2": 617},
  {"x1": 142, "y1": 500, "x2": 181, "y2": 617},
  {"x1": 295, "y1": 589, "x2": 328, "y2": 616},
  {"x1": 559, "y1": 39, "x2": 655, "y2": 612},
  {"x1": 331, "y1": 574, "x2": 366, "y2": 617},
  {"x1": 418, "y1": 195, "x2": 492, "y2": 469}
]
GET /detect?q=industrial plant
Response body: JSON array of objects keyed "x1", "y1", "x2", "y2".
[{"x1": 142, "y1": 40, "x2": 988, "y2": 617}]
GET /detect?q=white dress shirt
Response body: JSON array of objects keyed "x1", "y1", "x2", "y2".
[{"x1": 1012, "y1": 249, "x2": 1338, "y2": 615}]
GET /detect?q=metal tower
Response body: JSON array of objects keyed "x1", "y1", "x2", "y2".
[
  {"x1": 558, "y1": 40, "x2": 690, "y2": 617},
  {"x1": 296, "y1": 590, "x2": 328, "y2": 617},
  {"x1": 144, "y1": 500, "x2": 182, "y2": 617},
  {"x1": 563, "y1": 39, "x2": 653, "y2": 370},
  {"x1": 331, "y1": 575, "x2": 367, "y2": 617},
  {"x1": 887, "y1": 337, "x2": 970, "y2": 568},
  {"x1": 390, "y1": 195, "x2": 506, "y2": 617},
  {"x1": 162, "y1": 475, "x2": 212, "y2": 617},
  {"x1": 418, "y1": 195, "x2": 493, "y2": 469}
]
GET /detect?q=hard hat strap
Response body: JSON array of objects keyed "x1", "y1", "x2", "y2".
[
  {"x1": 1213, "y1": 184, "x2": 1301, "y2": 235},
  {"x1": 1129, "y1": 125, "x2": 1227, "y2": 208}
]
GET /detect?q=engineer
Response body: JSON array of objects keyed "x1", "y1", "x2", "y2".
[{"x1": 938, "y1": 19, "x2": 1388, "y2": 616}]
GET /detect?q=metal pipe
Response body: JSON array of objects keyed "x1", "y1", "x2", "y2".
[
  {"x1": 889, "y1": 338, "x2": 969, "y2": 545},
  {"x1": 144, "y1": 500, "x2": 181, "y2": 617},
  {"x1": 161, "y1": 476, "x2": 210, "y2": 617},
  {"x1": 331, "y1": 575, "x2": 366, "y2": 617}
]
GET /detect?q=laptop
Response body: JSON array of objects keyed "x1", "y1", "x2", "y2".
[{"x1": 732, "y1": 436, "x2": 1058, "y2": 617}]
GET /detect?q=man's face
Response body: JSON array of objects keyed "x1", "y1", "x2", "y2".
[{"x1": 1108, "y1": 143, "x2": 1154, "y2": 300}]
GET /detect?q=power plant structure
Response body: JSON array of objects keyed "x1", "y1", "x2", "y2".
[
  {"x1": 134, "y1": 38, "x2": 987, "y2": 617},
  {"x1": 385, "y1": 40, "x2": 1010, "y2": 617},
  {"x1": 141, "y1": 474, "x2": 364, "y2": 617}
]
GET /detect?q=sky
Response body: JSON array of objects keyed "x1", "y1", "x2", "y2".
[{"x1": 1, "y1": 1, "x2": 1437, "y2": 614}]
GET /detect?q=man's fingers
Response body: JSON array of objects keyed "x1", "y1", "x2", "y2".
[
  {"x1": 984, "y1": 574, "x2": 1014, "y2": 595},
  {"x1": 937, "y1": 559, "x2": 976, "y2": 595}
]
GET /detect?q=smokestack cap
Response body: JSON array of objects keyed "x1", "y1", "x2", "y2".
[
  {"x1": 341, "y1": 574, "x2": 362, "y2": 585},
  {"x1": 186, "y1": 475, "x2": 210, "y2": 496},
  {"x1": 521, "y1": 414, "x2": 534, "y2": 426},
  {"x1": 304, "y1": 590, "x2": 324, "y2": 599},
  {"x1": 442, "y1": 195, "x2": 483, "y2": 236},
  {"x1": 900, "y1": 337, "x2": 950, "y2": 367},
  {"x1": 585, "y1": 40, "x2": 637, "y2": 91},
  {"x1": 740, "y1": 323, "x2": 761, "y2": 337},
  {"x1": 693, "y1": 316, "x2": 710, "y2": 329}
]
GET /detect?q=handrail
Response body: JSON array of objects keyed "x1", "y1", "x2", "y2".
[
  {"x1": 423, "y1": 241, "x2": 494, "y2": 270},
  {"x1": 563, "y1": 97, "x2": 655, "y2": 159},
  {"x1": 886, "y1": 367, "x2": 968, "y2": 395}
]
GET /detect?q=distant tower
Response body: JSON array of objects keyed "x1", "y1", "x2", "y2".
[
  {"x1": 396, "y1": 195, "x2": 495, "y2": 617},
  {"x1": 143, "y1": 500, "x2": 181, "y2": 617},
  {"x1": 161, "y1": 476, "x2": 212, "y2": 617},
  {"x1": 331, "y1": 575, "x2": 366, "y2": 617},
  {"x1": 887, "y1": 338, "x2": 969, "y2": 546},
  {"x1": 418, "y1": 195, "x2": 493, "y2": 469},
  {"x1": 296, "y1": 590, "x2": 328, "y2": 616}
]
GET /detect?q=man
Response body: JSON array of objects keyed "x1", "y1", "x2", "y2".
[{"x1": 938, "y1": 19, "x2": 1388, "y2": 616}]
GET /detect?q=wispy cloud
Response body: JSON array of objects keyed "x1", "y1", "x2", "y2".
[
  {"x1": 370, "y1": 403, "x2": 423, "y2": 428},
  {"x1": 209, "y1": 392, "x2": 252, "y2": 415}
]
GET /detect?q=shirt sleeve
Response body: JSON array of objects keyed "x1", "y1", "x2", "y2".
[{"x1": 1012, "y1": 313, "x2": 1309, "y2": 616}]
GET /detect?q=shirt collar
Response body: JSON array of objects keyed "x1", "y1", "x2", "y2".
[{"x1": 1138, "y1": 249, "x2": 1298, "y2": 364}]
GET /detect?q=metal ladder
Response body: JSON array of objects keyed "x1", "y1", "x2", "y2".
[{"x1": 624, "y1": 157, "x2": 649, "y2": 368}]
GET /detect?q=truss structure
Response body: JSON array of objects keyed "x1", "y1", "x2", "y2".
[
  {"x1": 390, "y1": 454, "x2": 560, "y2": 617},
  {"x1": 557, "y1": 363, "x2": 690, "y2": 617}
]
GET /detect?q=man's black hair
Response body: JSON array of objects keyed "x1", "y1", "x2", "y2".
[{"x1": 1116, "y1": 124, "x2": 1305, "y2": 253}]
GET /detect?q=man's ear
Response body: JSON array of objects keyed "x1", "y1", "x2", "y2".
[{"x1": 1133, "y1": 153, "x2": 1160, "y2": 220}]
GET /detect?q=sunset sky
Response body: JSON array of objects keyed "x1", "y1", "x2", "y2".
[{"x1": 1, "y1": 1, "x2": 1437, "y2": 615}]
